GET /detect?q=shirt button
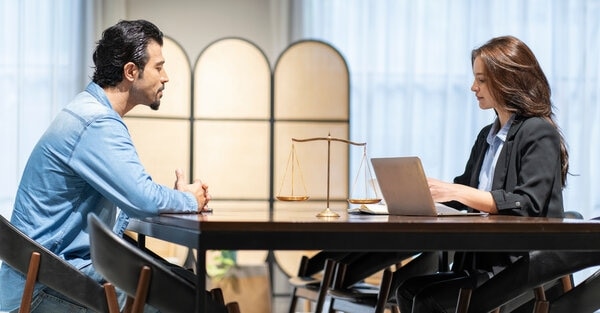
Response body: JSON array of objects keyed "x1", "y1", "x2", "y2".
[{"x1": 515, "y1": 201, "x2": 521, "y2": 207}]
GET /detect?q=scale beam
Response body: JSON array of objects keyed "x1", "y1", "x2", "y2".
[{"x1": 277, "y1": 133, "x2": 379, "y2": 218}]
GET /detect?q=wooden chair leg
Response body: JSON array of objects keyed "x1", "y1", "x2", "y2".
[
  {"x1": 454, "y1": 288, "x2": 472, "y2": 313},
  {"x1": 103, "y1": 283, "x2": 121, "y2": 313},
  {"x1": 19, "y1": 252, "x2": 41, "y2": 313},
  {"x1": 131, "y1": 266, "x2": 152, "y2": 313},
  {"x1": 226, "y1": 301, "x2": 241, "y2": 313},
  {"x1": 560, "y1": 275, "x2": 574, "y2": 292},
  {"x1": 533, "y1": 286, "x2": 550, "y2": 313}
]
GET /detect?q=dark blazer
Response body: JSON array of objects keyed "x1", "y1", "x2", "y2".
[
  {"x1": 450, "y1": 115, "x2": 565, "y2": 271},
  {"x1": 451, "y1": 115, "x2": 564, "y2": 218}
]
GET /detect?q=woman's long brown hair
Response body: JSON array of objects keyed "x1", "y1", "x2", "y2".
[{"x1": 472, "y1": 36, "x2": 569, "y2": 186}]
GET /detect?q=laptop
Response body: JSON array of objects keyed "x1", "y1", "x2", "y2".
[{"x1": 351, "y1": 156, "x2": 486, "y2": 216}]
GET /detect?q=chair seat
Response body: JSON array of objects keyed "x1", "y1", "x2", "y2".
[
  {"x1": 351, "y1": 282, "x2": 381, "y2": 291},
  {"x1": 328, "y1": 285, "x2": 380, "y2": 302},
  {"x1": 288, "y1": 276, "x2": 321, "y2": 287}
]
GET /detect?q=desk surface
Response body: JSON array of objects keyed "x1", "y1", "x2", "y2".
[
  {"x1": 128, "y1": 208, "x2": 600, "y2": 252},
  {"x1": 127, "y1": 208, "x2": 600, "y2": 313}
]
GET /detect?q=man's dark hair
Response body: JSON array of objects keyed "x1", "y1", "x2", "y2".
[{"x1": 92, "y1": 20, "x2": 163, "y2": 87}]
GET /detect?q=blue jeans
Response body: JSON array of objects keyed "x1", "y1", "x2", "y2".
[
  {"x1": 14, "y1": 288, "x2": 92, "y2": 313},
  {"x1": 12, "y1": 287, "x2": 161, "y2": 313},
  {"x1": 11, "y1": 263, "x2": 160, "y2": 313}
]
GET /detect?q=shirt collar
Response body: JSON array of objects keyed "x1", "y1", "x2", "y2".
[
  {"x1": 486, "y1": 114, "x2": 516, "y2": 144},
  {"x1": 85, "y1": 82, "x2": 112, "y2": 109}
]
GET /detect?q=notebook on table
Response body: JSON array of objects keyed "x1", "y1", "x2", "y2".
[{"x1": 349, "y1": 156, "x2": 486, "y2": 217}]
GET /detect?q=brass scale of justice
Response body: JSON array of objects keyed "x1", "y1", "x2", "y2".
[{"x1": 276, "y1": 133, "x2": 381, "y2": 217}]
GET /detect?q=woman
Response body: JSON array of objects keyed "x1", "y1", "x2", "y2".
[{"x1": 396, "y1": 35, "x2": 569, "y2": 313}]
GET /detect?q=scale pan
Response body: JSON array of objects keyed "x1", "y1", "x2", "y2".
[
  {"x1": 347, "y1": 198, "x2": 381, "y2": 205},
  {"x1": 276, "y1": 195, "x2": 310, "y2": 201}
]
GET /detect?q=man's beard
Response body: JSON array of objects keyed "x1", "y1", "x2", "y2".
[
  {"x1": 150, "y1": 86, "x2": 164, "y2": 111},
  {"x1": 150, "y1": 101, "x2": 160, "y2": 111}
]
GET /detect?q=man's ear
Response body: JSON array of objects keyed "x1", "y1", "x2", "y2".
[{"x1": 123, "y1": 62, "x2": 138, "y2": 82}]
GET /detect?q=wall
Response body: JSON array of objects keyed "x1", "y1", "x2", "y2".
[
  {"x1": 116, "y1": 0, "x2": 290, "y2": 67},
  {"x1": 107, "y1": 4, "x2": 333, "y2": 312}
]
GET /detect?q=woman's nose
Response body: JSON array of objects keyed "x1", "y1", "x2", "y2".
[{"x1": 471, "y1": 82, "x2": 478, "y2": 92}]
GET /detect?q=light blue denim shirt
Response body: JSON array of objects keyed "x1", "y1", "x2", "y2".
[
  {"x1": 0, "y1": 82, "x2": 198, "y2": 311},
  {"x1": 478, "y1": 114, "x2": 515, "y2": 191}
]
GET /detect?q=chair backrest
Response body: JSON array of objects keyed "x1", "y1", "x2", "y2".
[
  {"x1": 564, "y1": 210, "x2": 584, "y2": 220},
  {"x1": 549, "y1": 267, "x2": 600, "y2": 312},
  {"x1": 88, "y1": 214, "x2": 227, "y2": 313},
  {"x1": 465, "y1": 244, "x2": 600, "y2": 311},
  {"x1": 0, "y1": 215, "x2": 109, "y2": 312},
  {"x1": 328, "y1": 263, "x2": 397, "y2": 313}
]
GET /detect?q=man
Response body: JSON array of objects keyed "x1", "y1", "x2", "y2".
[{"x1": 0, "y1": 20, "x2": 209, "y2": 312}]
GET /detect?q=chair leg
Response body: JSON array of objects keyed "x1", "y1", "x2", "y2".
[
  {"x1": 103, "y1": 283, "x2": 121, "y2": 313},
  {"x1": 19, "y1": 252, "x2": 41, "y2": 313},
  {"x1": 454, "y1": 288, "x2": 472, "y2": 313},
  {"x1": 288, "y1": 289, "x2": 299, "y2": 313},
  {"x1": 315, "y1": 258, "x2": 337, "y2": 313},
  {"x1": 533, "y1": 286, "x2": 550, "y2": 313},
  {"x1": 131, "y1": 266, "x2": 152, "y2": 313},
  {"x1": 288, "y1": 255, "x2": 308, "y2": 313},
  {"x1": 210, "y1": 288, "x2": 225, "y2": 305},
  {"x1": 374, "y1": 268, "x2": 394, "y2": 313},
  {"x1": 226, "y1": 301, "x2": 241, "y2": 313},
  {"x1": 560, "y1": 275, "x2": 573, "y2": 292}
]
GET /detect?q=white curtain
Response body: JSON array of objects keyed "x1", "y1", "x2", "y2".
[
  {"x1": 0, "y1": 0, "x2": 96, "y2": 218},
  {"x1": 291, "y1": 0, "x2": 600, "y2": 219}
]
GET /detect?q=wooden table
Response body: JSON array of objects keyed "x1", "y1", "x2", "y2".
[{"x1": 127, "y1": 208, "x2": 600, "y2": 312}]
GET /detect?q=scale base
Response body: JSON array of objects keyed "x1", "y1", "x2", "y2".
[{"x1": 316, "y1": 208, "x2": 340, "y2": 218}]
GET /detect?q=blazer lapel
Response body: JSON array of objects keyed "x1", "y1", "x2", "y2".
[{"x1": 493, "y1": 116, "x2": 524, "y2": 188}]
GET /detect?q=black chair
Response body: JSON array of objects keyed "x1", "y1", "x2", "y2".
[
  {"x1": 323, "y1": 251, "x2": 440, "y2": 313},
  {"x1": 455, "y1": 212, "x2": 600, "y2": 313},
  {"x1": 327, "y1": 263, "x2": 397, "y2": 313},
  {"x1": 88, "y1": 214, "x2": 237, "y2": 313},
  {"x1": 288, "y1": 251, "x2": 348, "y2": 313},
  {"x1": 0, "y1": 214, "x2": 113, "y2": 313},
  {"x1": 457, "y1": 249, "x2": 600, "y2": 313},
  {"x1": 542, "y1": 267, "x2": 600, "y2": 313}
]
